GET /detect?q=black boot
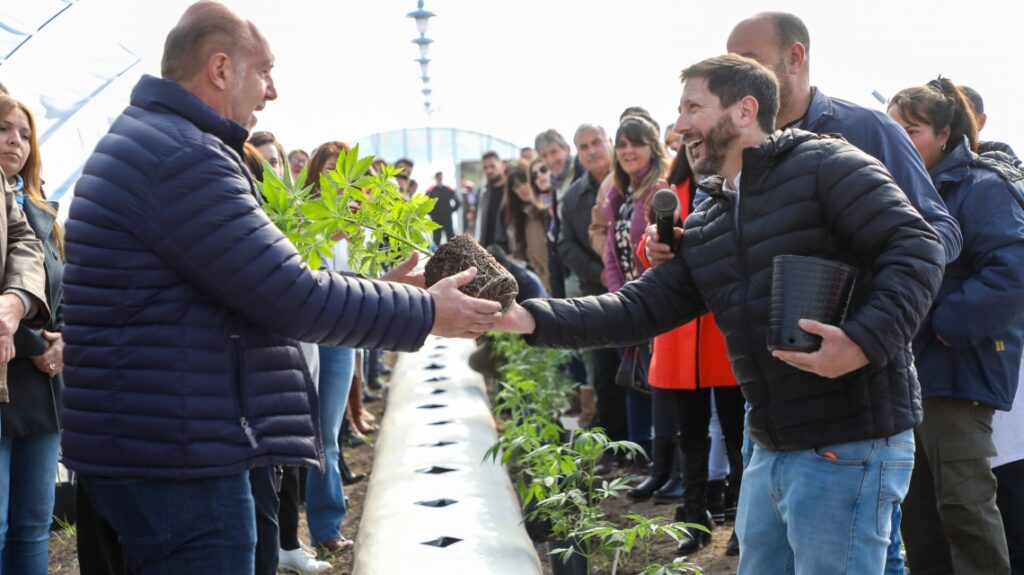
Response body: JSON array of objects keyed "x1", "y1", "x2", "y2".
[
  {"x1": 652, "y1": 442, "x2": 684, "y2": 503},
  {"x1": 627, "y1": 436, "x2": 673, "y2": 501},
  {"x1": 706, "y1": 479, "x2": 726, "y2": 522},
  {"x1": 676, "y1": 508, "x2": 713, "y2": 555},
  {"x1": 725, "y1": 529, "x2": 740, "y2": 556}
]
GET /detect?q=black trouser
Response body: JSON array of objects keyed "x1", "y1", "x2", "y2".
[
  {"x1": 75, "y1": 480, "x2": 131, "y2": 575},
  {"x1": 996, "y1": 458, "x2": 1024, "y2": 575},
  {"x1": 903, "y1": 397, "x2": 1010, "y2": 575},
  {"x1": 278, "y1": 466, "x2": 302, "y2": 551},
  {"x1": 660, "y1": 387, "x2": 745, "y2": 513},
  {"x1": 433, "y1": 221, "x2": 455, "y2": 246},
  {"x1": 589, "y1": 346, "x2": 627, "y2": 440},
  {"x1": 250, "y1": 466, "x2": 281, "y2": 575}
]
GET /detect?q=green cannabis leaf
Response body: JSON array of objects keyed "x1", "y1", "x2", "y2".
[{"x1": 260, "y1": 144, "x2": 440, "y2": 278}]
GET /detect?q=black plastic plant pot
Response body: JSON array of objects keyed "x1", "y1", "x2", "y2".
[
  {"x1": 546, "y1": 539, "x2": 590, "y2": 575},
  {"x1": 522, "y1": 499, "x2": 553, "y2": 542},
  {"x1": 767, "y1": 255, "x2": 857, "y2": 352}
]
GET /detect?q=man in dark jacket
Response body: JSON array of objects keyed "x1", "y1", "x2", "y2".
[
  {"x1": 60, "y1": 3, "x2": 501, "y2": 573},
  {"x1": 474, "y1": 150, "x2": 508, "y2": 251},
  {"x1": 427, "y1": 171, "x2": 459, "y2": 246},
  {"x1": 723, "y1": 14, "x2": 961, "y2": 571},
  {"x1": 497, "y1": 55, "x2": 944, "y2": 575},
  {"x1": 557, "y1": 123, "x2": 626, "y2": 439}
]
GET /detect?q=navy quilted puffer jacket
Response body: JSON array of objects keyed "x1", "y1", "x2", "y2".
[{"x1": 61, "y1": 75, "x2": 435, "y2": 479}]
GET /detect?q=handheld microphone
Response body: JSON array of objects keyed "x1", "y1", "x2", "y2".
[{"x1": 651, "y1": 188, "x2": 679, "y2": 253}]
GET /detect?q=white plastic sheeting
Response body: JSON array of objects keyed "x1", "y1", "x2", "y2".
[{"x1": 354, "y1": 337, "x2": 541, "y2": 575}]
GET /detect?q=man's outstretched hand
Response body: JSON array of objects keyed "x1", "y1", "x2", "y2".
[
  {"x1": 494, "y1": 302, "x2": 536, "y2": 335},
  {"x1": 428, "y1": 267, "x2": 502, "y2": 338},
  {"x1": 771, "y1": 319, "x2": 869, "y2": 379}
]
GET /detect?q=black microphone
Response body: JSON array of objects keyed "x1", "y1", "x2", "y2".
[{"x1": 651, "y1": 188, "x2": 679, "y2": 253}]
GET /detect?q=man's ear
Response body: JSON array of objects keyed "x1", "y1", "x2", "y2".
[
  {"x1": 207, "y1": 52, "x2": 232, "y2": 90},
  {"x1": 736, "y1": 95, "x2": 761, "y2": 128},
  {"x1": 785, "y1": 42, "x2": 807, "y2": 72}
]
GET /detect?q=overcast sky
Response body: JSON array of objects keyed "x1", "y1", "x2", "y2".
[{"x1": 4, "y1": 0, "x2": 1022, "y2": 191}]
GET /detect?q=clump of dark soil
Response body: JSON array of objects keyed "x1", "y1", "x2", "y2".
[{"x1": 424, "y1": 234, "x2": 518, "y2": 310}]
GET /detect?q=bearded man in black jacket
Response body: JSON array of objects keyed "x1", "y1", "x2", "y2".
[{"x1": 496, "y1": 54, "x2": 945, "y2": 575}]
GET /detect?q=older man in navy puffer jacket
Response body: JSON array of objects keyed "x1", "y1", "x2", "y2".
[{"x1": 59, "y1": 2, "x2": 501, "y2": 572}]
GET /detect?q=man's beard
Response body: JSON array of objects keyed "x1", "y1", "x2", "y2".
[{"x1": 694, "y1": 115, "x2": 739, "y2": 176}]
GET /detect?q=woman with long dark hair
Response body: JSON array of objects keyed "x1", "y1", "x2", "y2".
[
  {"x1": 503, "y1": 160, "x2": 551, "y2": 293},
  {"x1": 888, "y1": 78, "x2": 1024, "y2": 575}
]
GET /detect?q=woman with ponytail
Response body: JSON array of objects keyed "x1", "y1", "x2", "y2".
[{"x1": 889, "y1": 78, "x2": 1024, "y2": 575}]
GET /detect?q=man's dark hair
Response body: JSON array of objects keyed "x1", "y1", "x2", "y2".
[
  {"x1": 680, "y1": 54, "x2": 780, "y2": 134},
  {"x1": 960, "y1": 85, "x2": 984, "y2": 115},
  {"x1": 482, "y1": 150, "x2": 500, "y2": 162},
  {"x1": 395, "y1": 157, "x2": 414, "y2": 168}
]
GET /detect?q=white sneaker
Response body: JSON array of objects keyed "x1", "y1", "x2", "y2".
[{"x1": 278, "y1": 547, "x2": 331, "y2": 574}]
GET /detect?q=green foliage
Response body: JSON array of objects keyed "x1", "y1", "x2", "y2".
[
  {"x1": 483, "y1": 333, "x2": 704, "y2": 573},
  {"x1": 577, "y1": 514, "x2": 709, "y2": 574},
  {"x1": 259, "y1": 145, "x2": 439, "y2": 278},
  {"x1": 527, "y1": 429, "x2": 643, "y2": 541}
]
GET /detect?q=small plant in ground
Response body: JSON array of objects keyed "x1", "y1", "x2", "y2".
[
  {"x1": 529, "y1": 429, "x2": 642, "y2": 540},
  {"x1": 577, "y1": 513, "x2": 709, "y2": 574},
  {"x1": 259, "y1": 145, "x2": 438, "y2": 277},
  {"x1": 51, "y1": 514, "x2": 76, "y2": 544}
]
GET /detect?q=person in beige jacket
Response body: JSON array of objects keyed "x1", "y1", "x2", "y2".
[{"x1": 0, "y1": 172, "x2": 49, "y2": 405}]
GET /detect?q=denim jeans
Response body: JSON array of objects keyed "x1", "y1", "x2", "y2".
[
  {"x1": 735, "y1": 429, "x2": 915, "y2": 575},
  {"x1": 306, "y1": 345, "x2": 355, "y2": 545},
  {"x1": 883, "y1": 505, "x2": 906, "y2": 575},
  {"x1": 81, "y1": 472, "x2": 256, "y2": 575},
  {"x1": 0, "y1": 432, "x2": 61, "y2": 575}
]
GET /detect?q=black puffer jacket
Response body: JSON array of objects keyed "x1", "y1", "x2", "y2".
[{"x1": 525, "y1": 129, "x2": 945, "y2": 450}]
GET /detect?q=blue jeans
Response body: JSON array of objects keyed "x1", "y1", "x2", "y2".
[
  {"x1": 884, "y1": 505, "x2": 906, "y2": 574},
  {"x1": 306, "y1": 346, "x2": 355, "y2": 545},
  {"x1": 81, "y1": 472, "x2": 256, "y2": 575},
  {"x1": 0, "y1": 432, "x2": 61, "y2": 575},
  {"x1": 736, "y1": 429, "x2": 915, "y2": 575}
]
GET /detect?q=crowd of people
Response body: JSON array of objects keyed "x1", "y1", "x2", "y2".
[{"x1": 0, "y1": 2, "x2": 1021, "y2": 575}]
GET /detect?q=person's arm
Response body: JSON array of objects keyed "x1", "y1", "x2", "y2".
[
  {"x1": 130, "y1": 148, "x2": 497, "y2": 349},
  {"x1": 930, "y1": 177, "x2": 1024, "y2": 346},
  {"x1": 818, "y1": 143, "x2": 945, "y2": 366},
  {"x1": 502, "y1": 248, "x2": 706, "y2": 348},
  {"x1": 2, "y1": 188, "x2": 47, "y2": 328}
]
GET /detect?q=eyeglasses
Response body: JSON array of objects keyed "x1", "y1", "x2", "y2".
[{"x1": 531, "y1": 165, "x2": 549, "y2": 178}]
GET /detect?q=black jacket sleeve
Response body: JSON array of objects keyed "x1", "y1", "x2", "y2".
[
  {"x1": 817, "y1": 142, "x2": 945, "y2": 367},
  {"x1": 523, "y1": 249, "x2": 707, "y2": 349}
]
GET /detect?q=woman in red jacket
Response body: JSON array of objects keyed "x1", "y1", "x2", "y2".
[{"x1": 635, "y1": 149, "x2": 746, "y2": 556}]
